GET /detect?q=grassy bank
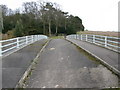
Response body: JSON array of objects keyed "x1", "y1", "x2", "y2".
[{"x1": 77, "y1": 31, "x2": 119, "y2": 37}]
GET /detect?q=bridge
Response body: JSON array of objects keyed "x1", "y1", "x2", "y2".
[{"x1": 1, "y1": 34, "x2": 120, "y2": 88}]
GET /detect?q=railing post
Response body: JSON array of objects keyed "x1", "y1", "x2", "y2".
[
  {"x1": 86, "y1": 35, "x2": 88, "y2": 41},
  {"x1": 81, "y1": 34, "x2": 82, "y2": 40},
  {"x1": 26, "y1": 36, "x2": 28, "y2": 44},
  {"x1": 38, "y1": 35, "x2": 40, "y2": 40},
  {"x1": 30, "y1": 36, "x2": 31, "y2": 43},
  {"x1": 35, "y1": 35, "x2": 37, "y2": 41},
  {"x1": 0, "y1": 42, "x2": 2, "y2": 56},
  {"x1": 34, "y1": 35, "x2": 36, "y2": 41},
  {"x1": 105, "y1": 36, "x2": 107, "y2": 47},
  {"x1": 33, "y1": 35, "x2": 34, "y2": 41},
  {"x1": 36, "y1": 35, "x2": 38, "y2": 41},
  {"x1": 39, "y1": 35, "x2": 41, "y2": 40},
  {"x1": 76, "y1": 34, "x2": 77, "y2": 39},
  {"x1": 32, "y1": 35, "x2": 34, "y2": 43},
  {"x1": 37, "y1": 35, "x2": 39, "y2": 40},
  {"x1": 93, "y1": 35, "x2": 95, "y2": 43},
  {"x1": 78, "y1": 35, "x2": 80, "y2": 40},
  {"x1": 36, "y1": 35, "x2": 37, "y2": 41},
  {"x1": 17, "y1": 38, "x2": 19, "y2": 48}
]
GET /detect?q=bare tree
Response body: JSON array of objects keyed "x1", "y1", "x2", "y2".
[
  {"x1": 44, "y1": 2, "x2": 54, "y2": 36},
  {"x1": 53, "y1": 3, "x2": 60, "y2": 35},
  {"x1": 39, "y1": 1, "x2": 47, "y2": 35},
  {"x1": 22, "y1": 1, "x2": 39, "y2": 18}
]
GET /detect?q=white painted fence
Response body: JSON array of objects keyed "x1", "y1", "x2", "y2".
[
  {"x1": 67, "y1": 34, "x2": 120, "y2": 53},
  {"x1": 0, "y1": 35, "x2": 48, "y2": 57}
]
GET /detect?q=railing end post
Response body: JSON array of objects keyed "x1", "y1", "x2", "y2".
[
  {"x1": 105, "y1": 36, "x2": 107, "y2": 47},
  {"x1": 93, "y1": 35, "x2": 96, "y2": 43},
  {"x1": 86, "y1": 34, "x2": 88, "y2": 41},
  {"x1": 0, "y1": 42, "x2": 2, "y2": 57},
  {"x1": 17, "y1": 38, "x2": 19, "y2": 48},
  {"x1": 81, "y1": 34, "x2": 82, "y2": 40},
  {"x1": 26, "y1": 36, "x2": 28, "y2": 44}
]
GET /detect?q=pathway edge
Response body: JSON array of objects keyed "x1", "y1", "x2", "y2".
[{"x1": 15, "y1": 39, "x2": 51, "y2": 88}]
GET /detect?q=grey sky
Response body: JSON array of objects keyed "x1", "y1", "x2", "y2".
[{"x1": 0, "y1": 0, "x2": 119, "y2": 31}]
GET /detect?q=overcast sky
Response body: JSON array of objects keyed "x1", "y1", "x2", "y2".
[{"x1": 0, "y1": 0, "x2": 119, "y2": 32}]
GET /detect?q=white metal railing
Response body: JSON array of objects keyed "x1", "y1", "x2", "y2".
[
  {"x1": 0, "y1": 35, "x2": 48, "y2": 57},
  {"x1": 67, "y1": 34, "x2": 120, "y2": 53}
]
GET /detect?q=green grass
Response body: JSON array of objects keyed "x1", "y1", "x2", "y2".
[{"x1": 50, "y1": 36, "x2": 64, "y2": 39}]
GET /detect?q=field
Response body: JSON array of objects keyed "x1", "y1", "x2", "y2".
[{"x1": 77, "y1": 31, "x2": 119, "y2": 37}]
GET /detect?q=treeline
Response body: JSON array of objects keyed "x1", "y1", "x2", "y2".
[{"x1": 0, "y1": 1, "x2": 84, "y2": 37}]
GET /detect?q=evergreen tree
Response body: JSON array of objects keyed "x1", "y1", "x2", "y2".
[
  {"x1": 1, "y1": 1, "x2": 85, "y2": 37},
  {"x1": 14, "y1": 19, "x2": 23, "y2": 37}
]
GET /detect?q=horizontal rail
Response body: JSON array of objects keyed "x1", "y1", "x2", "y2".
[
  {"x1": 0, "y1": 38, "x2": 17, "y2": 43},
  {"x1": 0, "y1": 35, "x2": 48, "y2": 57},
  {"x1": 1, "y1": 42, "x2": 17, "y2": 48},
  {"x1": 95, "y1": 38, "x2": 105, "y2": 41},
  {"x1": 2, "y1": 45, "x2": 17, "y2": 53},
  {"x1": 67, "y1": 34, "x2": 120, "y2": 53},
  {"x1": 19, "y1": 39, "x2": 26, "y2": 42},
  {"x1": 107, "y1": 40, "x2": 119, "y2": 44}
]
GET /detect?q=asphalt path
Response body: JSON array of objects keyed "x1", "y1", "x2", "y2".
[
  {"x1": 2, "y1": 39, "x2": 47, "y2": 88},
  {"x1": 26, "y1": 39, "x2": 118, "y2": 88},
  {"x1": 66, "y1": 38, "x2": 119, "y2": 70}
]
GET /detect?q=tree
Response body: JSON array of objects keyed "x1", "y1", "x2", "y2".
[
  {"x1": 0, "y1": 1, "x2": 85, "y2": 37},
  {"x1": 54, "y1": 9, "x2": 59, "y2": 35},
  {"x1": 0, "y1": 5, "x2": 16, "y2": 34},
  {"x1": 14, "y1": 19, "x2": 24, "y2": 37},
  {"x1": 39, "y1": 1, "x2": 48, "y2": 35},
  {"x1": 22, "y1": 2, "x2": 41, "y2": 35},
  {"x1": 44, "y1": 2, "x2": 55, "y2": 36},
  {"x1": 0, "y1": 5, "x2": 8, "y2": 16},
  {"x1": 65, "y1": 15, "x2": 84, "y2": 34},
  {"x1": 22, "y1": 1, "x2": 39, "y2": 20},
  {"x1": 0, "y1": 6, "x2": 3, "y2": 33},
  {"x1": 53, "y1": 3, "x2": 61, "y2": 35}
]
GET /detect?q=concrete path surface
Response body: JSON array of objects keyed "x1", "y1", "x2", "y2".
[
  {"x1": 25, "y1": 39, "x2": 118, "y2": 88},
  {"x1": 2, "y1": 39, "x2": 47, "y2": 88},
  {"x1": 66, "y1": 38, "x2": 119, "y2": 73}
]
